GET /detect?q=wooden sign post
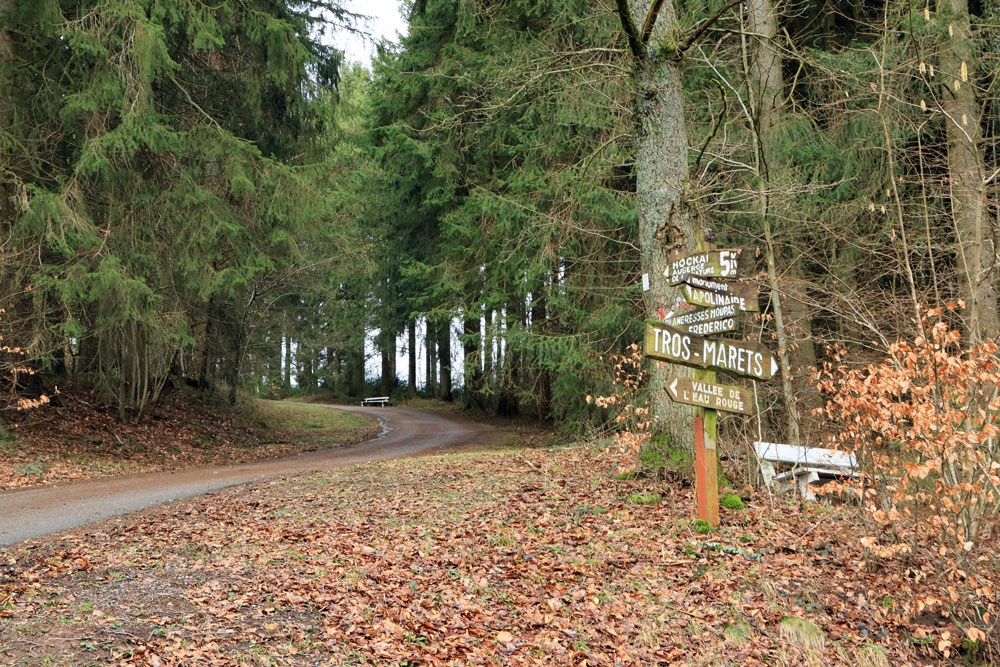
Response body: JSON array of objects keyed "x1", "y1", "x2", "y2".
[
  {"x1": 693, "y1": 233, "x2": 720, "y2": 528},
  {"x1": 643, "y1": 236, "x2": 776, "y2": 529}
]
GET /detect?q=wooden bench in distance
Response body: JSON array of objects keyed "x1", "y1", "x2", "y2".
[
  {"x1": 361, "y1": 396, "x2": 390, "y2": 407},
  {"x1": 754, "y1": 441, "x2": 861, "y2": 500}
]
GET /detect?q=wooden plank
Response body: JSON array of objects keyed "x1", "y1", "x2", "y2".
[
  {"x1": 753, "y1": 441, "x2": 857, "y2": 469},
  {"x1": 644, "y1": 322, "x2": 778, "y2": 381},
  {"x1": 667, "y1": 376, "x2": 752, "y2": 415},
  {"x1": 682, "y1": 277, "x2": 759, "y2": 312},
  {"x1": 672, "y1": 317, "x2": 737, "y2": 335},
  {"x1": 664, "y1": 248, "x2": 741, "y2": 284},
  {"x1": 668, "y1": 303, "x2": 738, "y2": 327}
]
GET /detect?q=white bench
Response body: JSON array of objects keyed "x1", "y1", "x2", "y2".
[
  {"x1": 754, "y1": 441, "x2": 861, "y2": 500},
  {"x1": 361, "y1": 396, "x2": 390, "y2": 407}
]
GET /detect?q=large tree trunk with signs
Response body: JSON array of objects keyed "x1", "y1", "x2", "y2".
[
  {"x1": 616, "y1": 0, "x2": 699, "y2": 450},
  {"x1": 941, "y1": 0, "x2": 998, "y2": 343}
]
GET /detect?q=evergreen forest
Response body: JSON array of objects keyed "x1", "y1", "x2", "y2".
[{"x1": 2, "y1": 0, "x2": 999, "y2": 448}]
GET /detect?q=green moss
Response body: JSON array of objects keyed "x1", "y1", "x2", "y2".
[
  {"x1": 720, "y1": 493, "x2": 745, "y2": 510},
  {"x1": 628, "y1": 492, "x2": 661, "y2": 505},
  {"x1": 691, "y1": 519, "x2": 713, "y2": 535}
]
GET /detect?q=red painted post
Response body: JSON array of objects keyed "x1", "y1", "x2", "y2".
[{"x1": 694, "y1": 414, "x2": 707, "y2": 521}]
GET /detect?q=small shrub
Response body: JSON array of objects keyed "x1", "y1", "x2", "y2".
[{"x1": 815, "y1": 305, "x2": 999, "y2": 649}]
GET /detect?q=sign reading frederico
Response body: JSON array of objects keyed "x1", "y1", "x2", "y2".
[
  {"x1": 682, "y1": 277, "x2": 759, "y2": 312},
  {"x1": 664, "y1": 249, "x2": 741, "y2": 284},
  {"x1": 644, "y1": 321, "x2": 778, "y2": 381},
  {"x1": 673, "y1": 317, "x2": 737, "y2": 335},
  {"x1": 667, "y1": 376, "x2": 752, "y2": 415}
]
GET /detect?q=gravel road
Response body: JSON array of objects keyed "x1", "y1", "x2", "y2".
[{"x1": 0, "y1": 405, "x2": 498, "y2": 547}]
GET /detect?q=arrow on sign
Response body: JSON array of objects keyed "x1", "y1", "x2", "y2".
[{"x1": 667, "y1": 376, "x2": 753, "y2": 415}]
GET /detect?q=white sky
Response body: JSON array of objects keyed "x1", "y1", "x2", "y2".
[{"x1": 332, "y1": 0, "x2": 408, "y2": 65}]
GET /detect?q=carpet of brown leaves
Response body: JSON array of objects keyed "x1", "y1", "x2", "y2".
[
  {"x1": 1, "y1": 443, "x2": 996, "y2": 666},
  {"x1": 0, "y1": 446, "x2": 992, "y2": 667},
  {"x1": 0, "y1": 386, "x2": 379, "y2": 491}
]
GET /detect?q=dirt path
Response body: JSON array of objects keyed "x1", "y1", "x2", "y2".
[{"x1": 0, "y1": 405, "x2": 498, "y2": 547}]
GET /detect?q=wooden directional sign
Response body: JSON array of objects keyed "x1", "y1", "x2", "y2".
[
  {"x1": 644, "y1": 321, "x2": 778, "y2": 381},
  {"x1": 669, "y1": 303, "x2": 739, "y2": 334},
  {"x1": 682, "y1": 276, "x2": 759, "y2": 312},
  {"x1": 664, "y1": 248, "x2": 741, "y2": 284},
  {"x1": 672, "y1": 316, "x2": 737, "y2": 336},
  {"x1": 669, "y1": 303, "x2": 738, "y2": 328},
  {"x1": 667, "y1": 376, "x2": 753, "y2": 415}
]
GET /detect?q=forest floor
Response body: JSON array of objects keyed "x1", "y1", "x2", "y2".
[
  {"x1": 0, "y1": 385, "x2": 379, "y2": 491},
  {"x1": 2, "y1": 437, "x2": 995, "y2": 666}
]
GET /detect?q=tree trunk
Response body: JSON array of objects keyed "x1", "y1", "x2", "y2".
[
  {"x1": 426, "y1": 319, "x2": 437, "y2": 396},
  {"x1": 438, "y1": 320, "x2": 452, "y2": 402},
  {"x1": 617, "y1": 0, "x2": 698, "y2": 449},
  {"x1": 530, "y1": 285, "x2": 550, "y2": 419},
  {"x1": 380, "y1": 333, "x2": 395, "y2": 395},
  {"x1": 483, "y1": 308, "x2": 493, "y2": 389},
  {"x1": 463, "y1": 306, "x2": 482, "y2": 409},
  {"x1": 283, "y1": 334, "x2": 291, "y2": 387},
  {"x1": 407, "y1": 319, "x2": 417, "y2": 399},
  {"x1": 744, "y1": 0, "x2": 801, "y2": 446},
  {"x1": 941, "y1": 0, "x2": 998, "y2": 343}
]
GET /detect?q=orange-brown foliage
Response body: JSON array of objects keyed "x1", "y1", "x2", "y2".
[{"x1": 815, "y1": 307, "x2": 998, "y2": 646}]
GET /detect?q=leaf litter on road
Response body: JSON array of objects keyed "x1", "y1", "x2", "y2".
[{"x1": 1, "y1": 443, "x2": 994, "y2": 665}]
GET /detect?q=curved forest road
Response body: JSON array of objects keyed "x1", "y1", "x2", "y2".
[{"x1": 0, "y1": 406, "x2": 499, "y2": 547}]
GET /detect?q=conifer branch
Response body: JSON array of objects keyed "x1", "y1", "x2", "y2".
[
  {"x1": 640, "y1": 0, "x2": 666, "y2": 43},
  {"x1": 614, "y1": 0, "x2": 646, "y2": 63},
  {"x1": 676, "y1": 0, "x2": 742, "y2": 58}
]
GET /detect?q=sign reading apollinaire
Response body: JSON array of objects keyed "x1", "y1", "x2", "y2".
[
  {"x1": 664, "y1": 249, "x2": 741, "y2": 284},
  {"x1": 644, "y1": 321, "x2": 778, "y2": 381},
  {"x1": 682, "y1": 276, "x2": 759, "y2": 312},
  {"x1": 667, "y1": 376, "x2": 752, "y2": 415}
]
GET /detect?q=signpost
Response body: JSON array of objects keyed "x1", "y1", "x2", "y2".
[
  {"x1": 644, "y1": 322, "x2": 778, "y2": 381},
  {"x1": 667, "y1": 376, "x2": 753, "y2": 415},
  {"x1": 681, "y1": 278, "x2": 759, "y2": 312},
  {"x1": 643, "y1": 237, "x2": 776, "y2": 528},
  {"x1": 668, "y1": 303, "x2": 738, "y2": 327},
  {"x1": 664, "y1": 248, "x2": 741, "y2": 284}
]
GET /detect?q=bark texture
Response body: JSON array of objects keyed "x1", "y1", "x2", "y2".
[
  {"x1": 941, "y1": 0, "x2": 998, "y2": 342},
  {"x1": 625, "y1": 0, "x2": 698, "y2": 447}
]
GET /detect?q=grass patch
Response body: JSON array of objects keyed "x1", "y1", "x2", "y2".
[
  {"x1": 254, "y1": 401, "x2": 378, "y2": 450},
  {"x1": 628, "y1": 492, "x2": 661, "y2": 505},
  {"x1": 724, "y1": 619, "x2": 752, "y2": 644},
  {"x1": 779, "y1": 616, "x2": 826, "y2": 650}
]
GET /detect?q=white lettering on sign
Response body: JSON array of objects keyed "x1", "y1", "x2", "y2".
[
  {"x1": 652, "y1": 327, "x2": 693, "y2": 361},
  {"x1": 683, "y1": 285, "x2": 751, "y2": 310},
  {"x1": 664, "y1": 249, "x2": 739, "y2": 282},
  {"x1": 702, "y1": 339, "x2": 764, "y2": 378},
  {"x1": 669, "y1": 303, "x2": 738, "y2": 327},
  {"x1": 684, "y1": 318, "x2": 736, "y2": 335}
]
